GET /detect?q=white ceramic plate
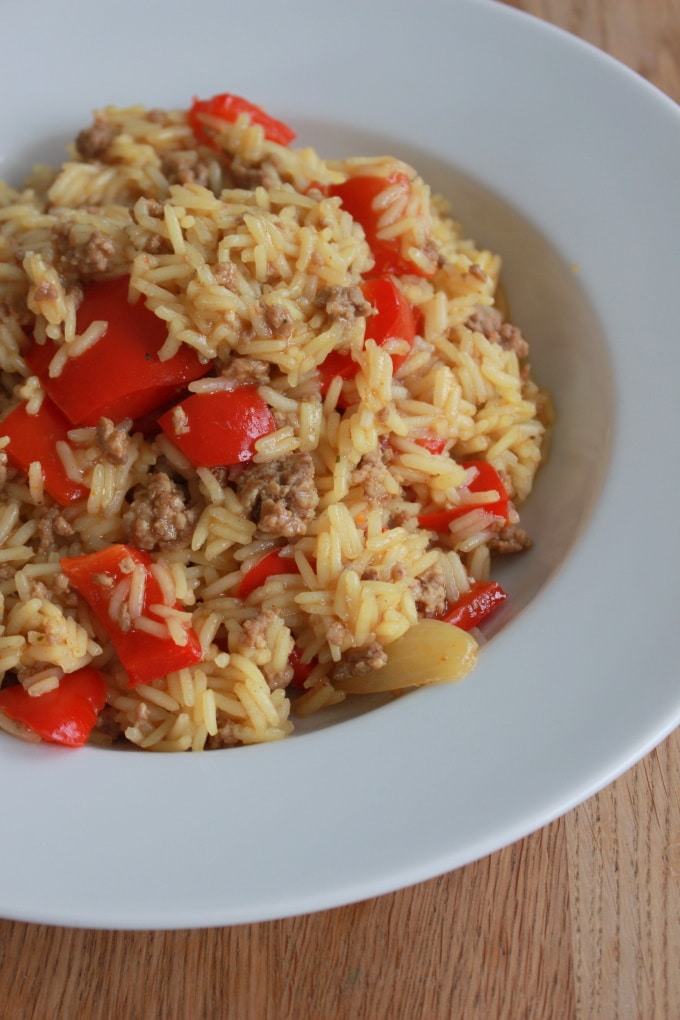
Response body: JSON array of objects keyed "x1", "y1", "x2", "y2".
[{"x1": 1, "y1": 0, "x2": 679, "y2": 929}]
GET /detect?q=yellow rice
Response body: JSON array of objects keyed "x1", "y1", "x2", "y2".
[{"x1": 0, "y1": 99, "x2": 552, "y2": 751}]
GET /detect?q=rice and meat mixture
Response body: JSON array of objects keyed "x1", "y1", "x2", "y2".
[{"x1": 0, "y1": 94, "x2": 551, "y2": 751}]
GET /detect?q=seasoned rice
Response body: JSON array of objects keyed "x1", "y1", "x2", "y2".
[{"x1": 0, "y1": 96, "x2": 552, "y2": 751}]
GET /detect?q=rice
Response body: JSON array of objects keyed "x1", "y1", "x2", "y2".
[{"x1": 0, "y1": 95, "x2": 553, "y2": 751}]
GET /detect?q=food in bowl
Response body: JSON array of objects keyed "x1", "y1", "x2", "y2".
[{"x1": 0, "y1": 94, "x2": 551, "y2": 750}]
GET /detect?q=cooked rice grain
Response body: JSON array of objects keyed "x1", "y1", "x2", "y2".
[{"x1": 0, "y1": 99, "x2": 551, "y2": 751}]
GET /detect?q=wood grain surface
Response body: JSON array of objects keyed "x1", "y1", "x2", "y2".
[{"x1": 1, "y1": 2, "x2": 678, "y2": 1018}]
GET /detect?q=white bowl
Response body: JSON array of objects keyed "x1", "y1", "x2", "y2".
[{"x1": 1, "y1": 0, "x2": 679, "y2": 928}]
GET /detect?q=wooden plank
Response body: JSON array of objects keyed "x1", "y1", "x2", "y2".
[
  {"x1": 566, "y1": 730, "x2": 680, "y2": 1019},
  {"x1": 0, "y1": 819, "x2": 574, "y2": 1020}
]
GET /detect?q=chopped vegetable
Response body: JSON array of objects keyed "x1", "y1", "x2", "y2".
[
  {"x1": 288, "y1": 646, "x2": 316, "y2": 690},
  {"x1": 2, "y1": 396, "x2": 87, "y2": 505},
  {"x1": 189, "y1": 92, "x2": 296, "y2": 149},
  {"x1": 333, "y1": 619, "x2": 478, "y2": 694},
  {"x1": 417, "y1": 461, "x2": 510, "y2": 531},
  {"x1": 158, "y1": 386, "x2": 276, "y2": 467},
  {"x1": 61, "y1": 545, "x2": 202, "y2": 687},
  {"x1": 318, "y1": 276, "x2": 416, "y2": 395},
  {"x1": 317, "y1": 350, "x2": 361, "y2": 396},
  {"x1": 328, "y1": 173, "x2": 435, "y2": 277},
  {"x1": 415, "y1": 436, "x2": 448, "y2": 455},
  {"x1": 362, "y1": 276, "x2": 417, "y2": 372},
  {"x1": 0, "y1": 667, "x2": 107, "y2": 747},
  {"x1": 236, "y1": 547, "x2": 300, "y2": 600},
  {"x1": 438, "y1": 580, "x2": 507, "y2": 631},
  {"x1": 24, "y1": 276, "x2": 211, "y2": 427}
]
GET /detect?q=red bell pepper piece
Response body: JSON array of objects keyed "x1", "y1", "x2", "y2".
[
  {"x1": 317, "y1": 350, "x2": 360, "y2": 396},
  {"x1": 328, "y1": 173, "x2": 435, "y2": 278},
  {"x1": 60, "y1": 545, "x2": 202, "y2": 687},
  {"x1": 362, "y1": 276, "x2": 416, "y2": 373},
  {"x1": 236, "y1": 547, "x2": 300, "y2": 600},
  {"x1": 2, "y1": 396, "x2": 87, "y2": 505},
  {"x1": 415, "y1": 435, "x2": 448, "y2": 455},
  {"x1": 438, "y1": 580, "x2": 507, "y2": 631},
  {"x1": 158, "y1": 386, "x2": 276, "y2": 468},
  {"x1": 418, "y1": 461, "x2": 510, "y2": 531},
  {"x1": 0, "y1": 666, "x2": 108, "y2": 747},
  {"x1": 189, "y1": 92, "x2": 296, "y2": 149},
  {"x1": 24, "y1": 277, "x2": 212, "y2": 427},
  {"x1": 318, "y1": 276, "x2": 416, "y2": 397},
  {"x1": 288, "y1": 646, "x2": 316, "y2": 690},
  {"x1": 411, "y1": 303, "x2": 425, "y2": 337}
]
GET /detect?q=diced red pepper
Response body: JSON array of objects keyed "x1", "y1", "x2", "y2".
[
  {"x1": 0, "y1": 666, "x2": 108, "y2": 747},
  {"x1": 318, "y1": 276, "x2": 416, "y2": 399},
  {"x1": 362, "y1": 276, "x2": 416, "y2": 372},
  {"x1": 317, "y1": 350, "x2": 360, "y2": 396},
  {"x1": 328, "y1": 173, "x2": 435, "y2": 278},
  {"x1": 24, "y1": 276, "x2": 212, "y2": 427},
  {"x1": 2, "y1": 396, "x2": 87, "y2": 505},
  {"x1": 438, "y1": 580, "x2": 507, "y2": 631},
  {"x1": 189, "y1": 92, "x2": 296, "y2": 149},
  {"x1": 60, "y1": 545, "x2": 202, "y2": 687},
  {"x1": 415, "y1": 435, "x2": 448, "y2": 455},
  {"x1": 288, "y1": 646, "x2": 316, "y2": 690},
  {"x1": 417, "y1": 461, "x2": 510, "y2": 531},
  {"x1": 236, "y1": 547, "x2": 300, "y2": 600},
  {"x1": 158, "y1": 386, "x2": 276, "y2": 468},
  {"x1": 411, "y1": 304, "x2": 426, "y2": 337}
]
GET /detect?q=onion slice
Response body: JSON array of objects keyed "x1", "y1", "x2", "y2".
[{"x1": 333, "y1": 620, "x2": 478, "y2": 694}]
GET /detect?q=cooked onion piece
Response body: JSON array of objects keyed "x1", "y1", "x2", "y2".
[{"x1": 333, "y1": 620, "x2": 478, "y2": 694}]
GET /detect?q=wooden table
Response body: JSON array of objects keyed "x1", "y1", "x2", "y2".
[{"x1": 1, "y1": 2, "x2": 678, "y2": 1017}]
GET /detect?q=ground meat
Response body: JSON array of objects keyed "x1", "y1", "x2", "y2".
[
  {"x1": 413, "y1": 563, "x2": 448, "y2": 617},
  {"x1": 242, "y1": 300, "x2": 295, "y2": 343},
  {"x1": 228, "y1": 161, "x2": 266, "y2": 190},
  {"x1": 169, "y1": 405, "x2": 190, "y2": 437},
  {"x1": 351, "y1": 444, "x2": 395, "y2": 505},
  {"x1": 131, "y1": 198, "x2": 174, "y2": 255},
  {"x1": 465, "y1": 306, "x2": 530, "y2": 359},
  {"x1": 51, "y1": 223, "x2": 118, "y2": 282},
  {"x1": 214, "y1": 263, "x2": 239, "y2": 290},
  {"x1": 331, "y1": 641, "x2": 388, "y2": 682},
  {"x1": 93, "y1": 707, "x2": 125, "y2": 744},
  {"x1": 468, "y1": 263, "x2": 488, "y2": 282},
  {"x1": 161, "y1": 150, "x2": 212, "y2": 188},
  {"x1": 124, "y1": 471, "x2": 197, "y2": 551},
  {"x1": 140, "y1": 232, "x2": 173, "y2": 256},
  {"x1": 35, "y1": 506, "x2": 74, "y2": 555},
  {"x1": 326, "y1": 620, "x2": 350, "y2": 648},
  {"x1": 263, "y1": 302, "x2": 294, "y2": 339},
  {"x1": 210, "y1": 466, "x2": 229, "y2": 487},
  {"x1": 144, "y1": 198, "x2": 165, "y2": 218},
  {"x1": 239, "y1": 608, "x2": 279, "y2": 650},
  {"x1": 75, "y1": 117, "x2": 118, "y2": 161},
  {"x1": 207, "y1": 720, "x2": 241, "y2": 749},
  {"x1": 96, "y1": 417, "x2": 131, "y2": 465},
  {"x1": 33, "y1": 280, "x2": 58, "y2": 302},
  {"x1": 239, "y1": 609, "x2": 294, "y2": 691},
  {"x1": 315, "y1": 285, "x2": 373, "y2": 323},
  {"x1": 421, "y1": 239, "x2": 442, "y2": 269},
  {"x1": 218, "y1": 356, "x2": 270, "y2": 388},
  {"x1": 0, "y1": 563, "x2": 15, "y2": 584},
  {"x1": 388, "y1": 505, "x2": 419, "y2": 530},
  {"x1": 488, "y1": 523, "x2": 533, "y2": 554},
  {"x1": 235, "y1": 453, "x2": 319, "y2": 538}
]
